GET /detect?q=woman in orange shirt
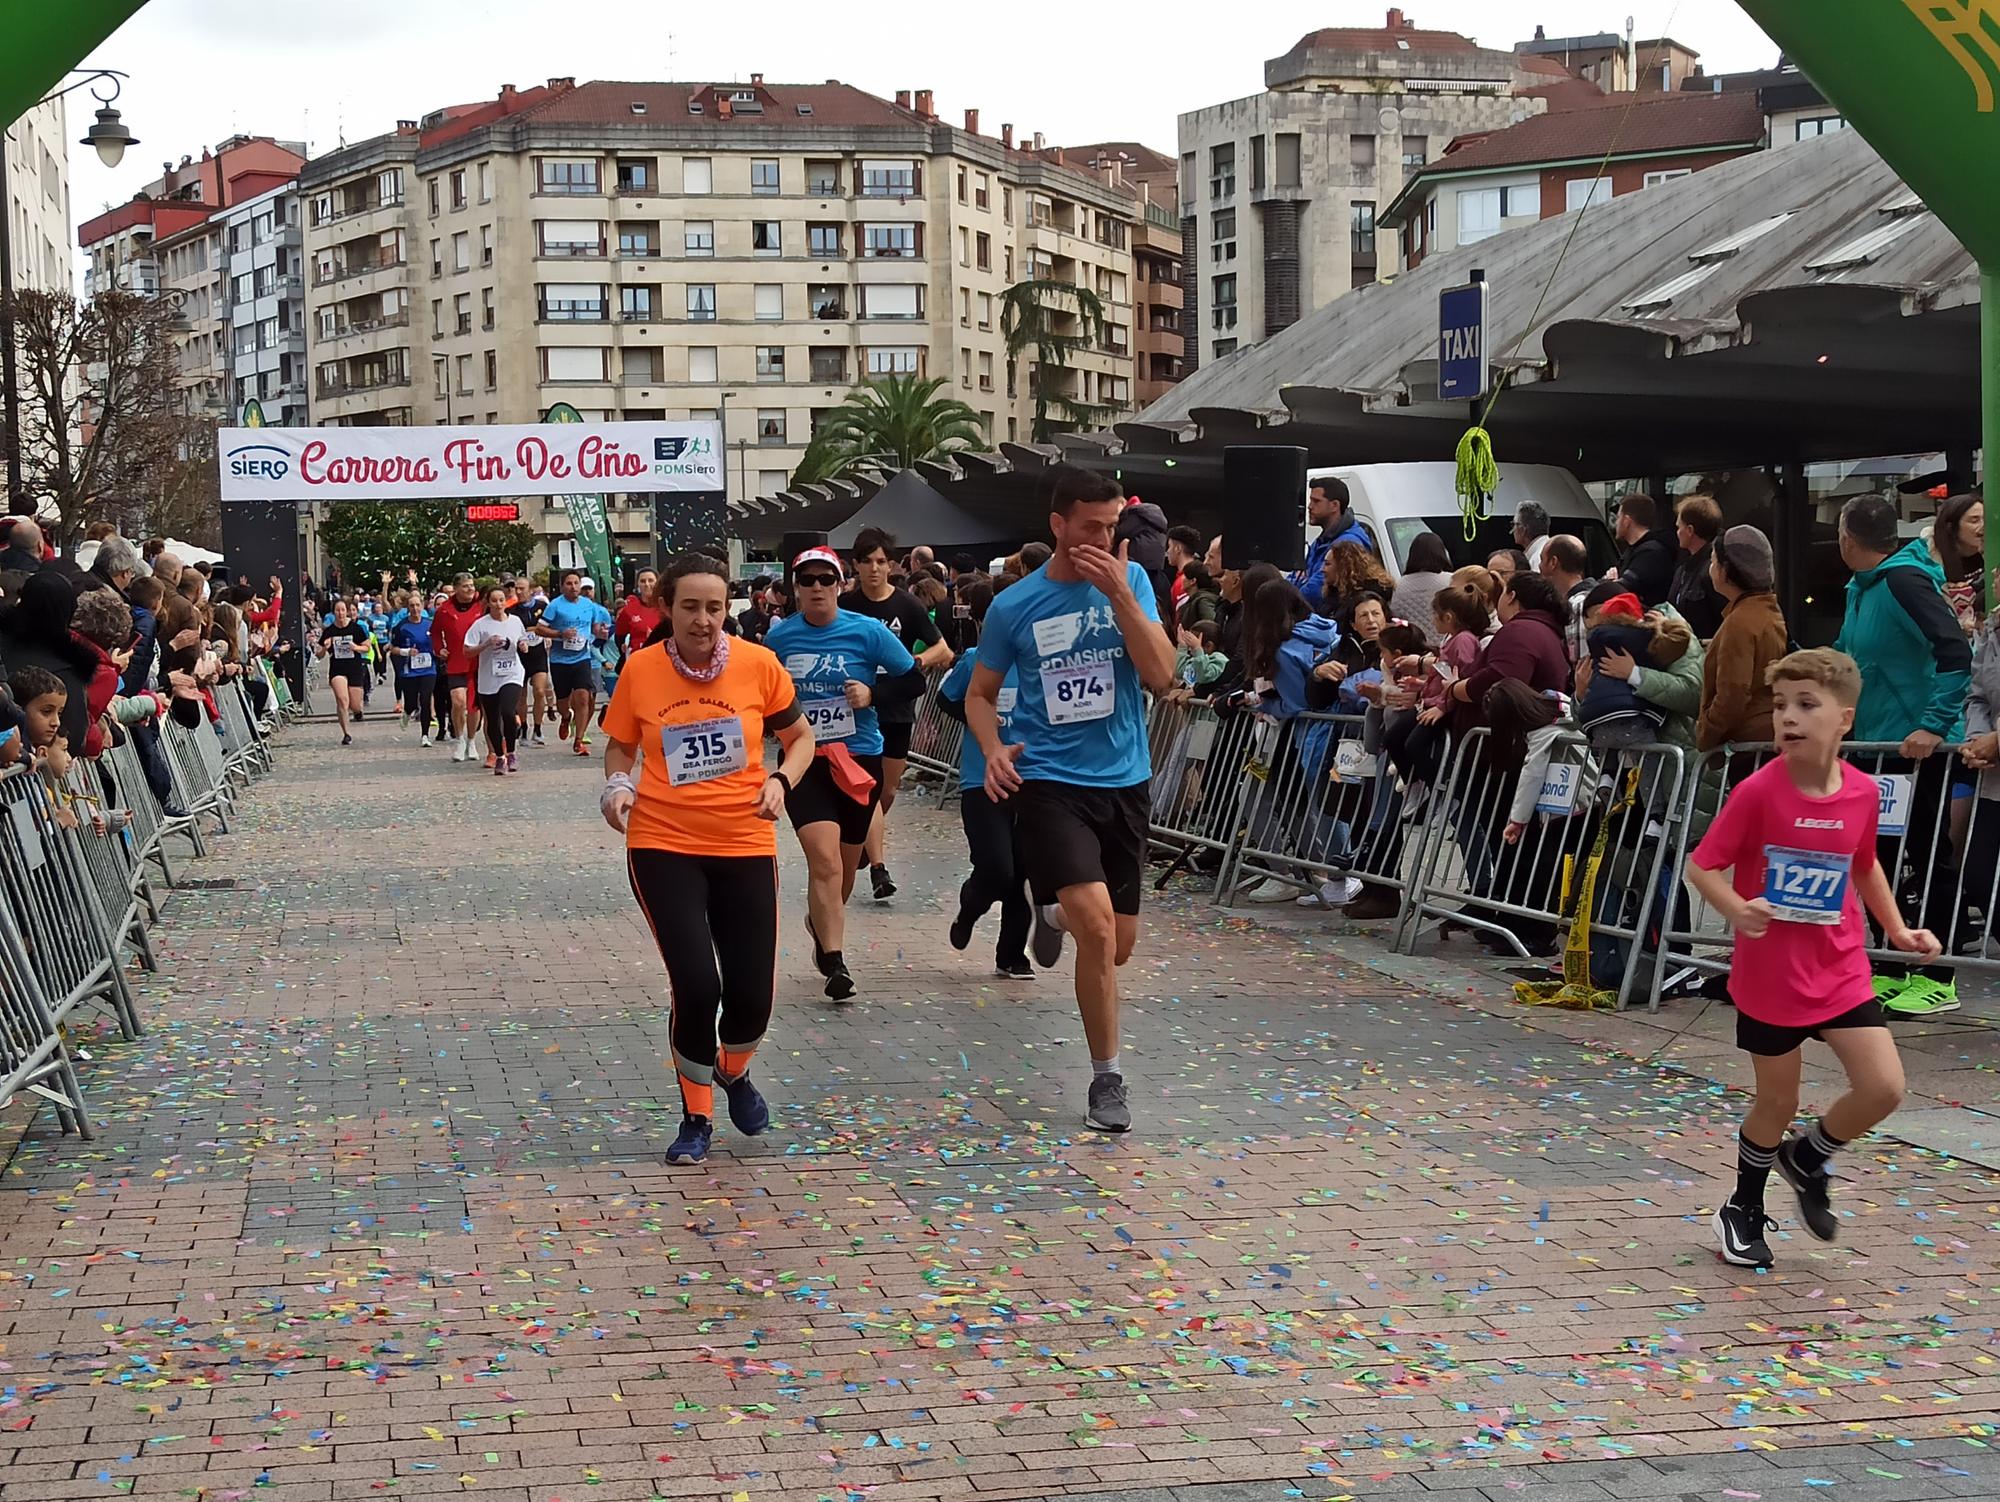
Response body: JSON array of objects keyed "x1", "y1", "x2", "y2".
[{"x1": 601, "y1": 552, "x2": 816, "y2": 1166}]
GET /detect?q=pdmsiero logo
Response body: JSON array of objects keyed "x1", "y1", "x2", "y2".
[
  {"x1": 225, "y1": 443, "x2": 292, "y2": 481},
  {"x1": 652, "y1": 434, "x2": 716, "y2": 479}
]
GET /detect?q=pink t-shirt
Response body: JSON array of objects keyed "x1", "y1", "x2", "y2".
[{"x1": 1689, "y1": 757, "x2": 1879, "y2": 1027}]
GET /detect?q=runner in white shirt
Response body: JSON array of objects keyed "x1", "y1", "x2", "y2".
[{"x1": 462, "y1": 584, "x2": 530, "y2": 776}]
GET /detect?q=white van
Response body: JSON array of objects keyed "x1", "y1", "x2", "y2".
[{"x1": 1306, "y1": 461, "x2": 1620, "y2": 583}]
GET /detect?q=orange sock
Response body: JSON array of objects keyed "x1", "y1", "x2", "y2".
[
  {"x1": 717, "y1": 1046, "x2": 755, "y2": 1082},
  {"x1": 678, "y1": 1073, "x2": 713, "y2": 1120}
]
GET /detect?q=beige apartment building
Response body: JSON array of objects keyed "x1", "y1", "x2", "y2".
[
  {"x1": 299, "y1": 77, "x2": 1144, "y2": 561},
  {"x1": 154, "y1": 217, "x2": 228, "y2": 415},
  {"x1": 5, "y1": 94, "x2": 72, "y2": 297}
]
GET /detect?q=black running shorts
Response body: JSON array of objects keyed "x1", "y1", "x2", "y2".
[
  {"x1": 1014, "y1": 779, "x2": 1150, "y2": 916},
  {"x1": 1736, "y1": 997, "x2": 1888, "y2": 1057},
  {"x1": 785, "y1": 753, "x2": 884, "y2": 846}
]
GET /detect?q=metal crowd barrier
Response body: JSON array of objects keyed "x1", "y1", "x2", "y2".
[
  {"x1": 0, "y1": 766, "x2": 142, "y2": 1041},
  {"x1": 64, "y1": 758, "x2": 159, "y2": 975},
  {"x1": 1144, "y1": 696, "x2": 1262, "y2": 888},
  {"x1": 1647, "y1": 739, "x2": 1996, "y2": 1009},
  {"x1": 103, "y1": 733, "x2": 173, "y2": 907},
  {"x1": 161, "y1": 712, "x2": 235, "y2": 842},
  {"x1": 1394, "y1": 729, "x2": 1689, "y2": 1012},
  {"x1": 0, "y1": 896, "x2": 92, "y2": 1139},
  {"x1": 902, "y1": 668, "x2": 966, "y2": 798}
]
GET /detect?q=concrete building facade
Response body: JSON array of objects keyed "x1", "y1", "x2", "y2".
[
  {"x1": 154, "y1": 216, "x2": 227, "y2": 415},
  {"x1": 222, "y1": 182, "x2": 309, "y2": 423},
  {"x1": 4, "y1": 94, "x2": 71, "y2": 296},
  {"x1": 302, "y1": 77, "x2": 1148, "y2": 563},
  {"x1": 1176, "y1": 9, "x2": 1556, "y2": 369}
]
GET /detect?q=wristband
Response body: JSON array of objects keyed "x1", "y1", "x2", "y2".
[
  {"x1": 599, "y1": 772, "x2": 637, "y2": 816},
  {"x1": 768, "y1": 769, "x2": 792, "y2": 794}
]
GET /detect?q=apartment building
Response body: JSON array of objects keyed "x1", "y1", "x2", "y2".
[
  {"x1": 4, "y1": 94, "x2": 72, "y2": 296},
  {"x1": 302, "y1": 76, "x2": 1145, "y2": 562},
  {"x1": 154, "y1": 216, "x2": 227, "y2": 414},
  {"x1": 221, "y1": 183, "x2": 309, "y2": 422},
  {"x1": 1048, "y1": 142, "x2": 1183, "y2": 408},
  {"x1": 79, "y1": 134, "x2": 306, "y2": 298},
  {"x1": 1176, "y1": 9, "x2": 1566, "y2": 370}
]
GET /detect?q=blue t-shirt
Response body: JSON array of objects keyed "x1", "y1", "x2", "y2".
[
  {"x1": 975, "y1": 560, "x2": 1159, "y2": 789},
  {"x1": 392, "y1": 618, "x2": 436, "y2": 677},
  {"x1": 542, "y1": 595, "x2": 612, "y2": 664},
  {"x1": 766, "y1": 608, "x2": 917, "y2": 758},
  {"x1": 940, "y1": 647, "x2": 1017, "y2": 791}
]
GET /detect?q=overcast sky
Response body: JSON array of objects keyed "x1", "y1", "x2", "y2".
[{"x1": 73, "y1": 0, "x2": 1782, "y2": 217}]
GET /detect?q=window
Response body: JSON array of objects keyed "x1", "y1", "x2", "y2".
[
  {"x1": 1249, "y1": 135, "x2": 1266, "y2": 192},
  {"x1": 484, "y1": 350, "x2": 497, "y2": 388},
  {"x1": 450, "y1": 170, "x2": 467, "y2": 210},
  {"x1": 960, "y1": 288, "x2": 971, "y2": 326},
  {"x1": 867, "y1": 346, "x2": 920, "y2": 375},
  {"x1": 808, "y1": 223, "x2": 842, "y2": 258},
  {"x1": 977, "y1": 291, "x2": 993, "y2": 329},
  {"x1": 253, "y1": 265, "x2": 276, "y2": 297},
  {"x1": 1564, "y1": 177, "x2": 1611, "y2": 212},
  {"x1": 960, "y1": 346, "x2": 972, "y2": 386},
  {"x1": 1402, "y1": 134, "x2": 1428, "y2": 170},
  {"x1": 807, "y1": 159, "x2": 841, "y2": 195},
  {"x1": 752, "y1": 158, "x2": 781, "y2": 195},
  {"x1": 482, "y1": 287, "x2": 495, "y2": 330},
  {"x1": 975, "y1": 231, "x2": 991, "y2": 271},
  {"x1": 864, "y1": 284, "x2": 921, "y2": 320},
  {"x1": 757, "y1": 408, "x2": 786, "y2": 444},
  {"x1": 957, "y1": 166, "x2": 968, "y2": 204},
  {"x1": 758, "y1": 469, "x2": 788, "y2": 496},
  {"x1": 622, "y1": 346, "x2": 662, "y2": 384},
  {"x1": 1276, "y1": 133, "x2": 1302, "y2": 189},
  {"x1": 1457, "y1": 188, "x2": 1501, "y2": 244},
  {"x1": 539, "y1": 158, "x2": 600, "y2": 195},
  {"x1": 378, "y1": 168, "x2": 404, "y2": 205},
  {"x1": 1351, "y1": 134, "x2": 1376, "y2": 169},
  {"x1": 480, "y1": 225, "x2": 493, "y2": 266},
  {"x1": 428, "y1": 178, "x2": 440, "y2": 216},
  {"x1": 1796, "y1": 114, "x2": 1846, "y2": 140},
  {"x1": 1002, "y1": 186, "x2": 1012, "y2": 220},
  {"x1": 455, "y1": 353, "x2": 472, "y2": 393},
  {"x1": 683, "y1": 157, "x2": 712, "y2": 194},
  {"x1": 539, "y1": 220, "x2": 604, "y2": 256},
  {"x1": 621, "y1": 285, "x2": 656, "y2": 321},
  {"x1": 811, "y1": 347, "x2": 848, "y2": 382},
  {"x1": 452, "y1": 231, "x2": 470, "y2": 272},
  {"x1": 689, "y1": 346, "x2": 718, "y2": 382},
  {"x1": 252, "y1": 210, "x2": 274, "y2": 244},
  {"x1": 618, "y1": 225, "x2": 657, "y2": 256},
  {"x1": 863, "y1": 224, "x2": 916, "y2": 258},
  {"x1": 617, "y1": 157, "x2": 654, "y2": 193},
  {"x1": 1209, "y1": 142, "x2": 1235, "y2": 200},
  {"x1": 1211, "y1": 208, "x2": 1236, "y2": 263},
  {"x1": 430, "y1": 238, "x2": 442, "y2": 277},
  {"x1": 477, "y1": 162, "x2": 491, "y2": 202},
  {"x1": 752, "y1": 220, "x2": 781, "y2": 255},
  {"x1": 1211, "y1": 273, "x2": 1237, "y2": 331},
  {"x1": 541, "y1": 282, "x2": 606, "y2": 320},
  {"x1": 754, "y1": 283, "x2": 784, "y2": 320},
  {"x1": 977, "y1": 350, "x2": 993, "y2": 390},
  {"x1": 1642, "y1": 168, "x2": 1692, "y2": 188},
  {"x1": 541, "y1": 346, "x2": 607, "y2": 382},
  {"x1": 1350, "y1": 202, "x2": 1376, "y2": 257},
  {"x1": 684, "y1": 220, "x2": 714, "y2": 257},
  {"x1": 860, "y1": 159, "x2": 917, "y2": 197},
  {"x1": 1213, "y1": 337, "x2": 1237, "y2": 357},
  {"x1": 454, "y1": 292, "x2": 471, "y2": 334},
  {"x1": 975, "y1": 172, "x2": 989, "y2": 209},
  {"x1": 686, "y1": 284, "x2": 716, "y2": 321},
  {"x1": 1004, "y1": 246, "x2": 1013, "y2": 280},
  {"x1": 756, "y1": 345, "x2": 786, "y2": 381}
]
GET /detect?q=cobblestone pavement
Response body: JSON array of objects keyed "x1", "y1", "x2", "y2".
[{"x1": 2, "y1": 719, "x2": 1997, "y2": 1502}]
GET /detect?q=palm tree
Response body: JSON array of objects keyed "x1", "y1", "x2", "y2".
[
  {"x1": 1000, "y1": 278, "x2": 1118, "y2": 441},
  {"x1": 788, "y1": 373, "x2": 985, "y2": 488}
]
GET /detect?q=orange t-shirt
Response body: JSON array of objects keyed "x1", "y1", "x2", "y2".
[{"x1": 602, "y1": 640, "x2": 798, "y2": 857}]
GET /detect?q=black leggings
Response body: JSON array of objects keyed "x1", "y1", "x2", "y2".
[
  {"x1": 401, "y1": 676, "x2": 436, "y2": 736},
  {"x1": 958, "y1": 789, "x2": 1032, "y2": 968},
  {"x1": 480, "y1": 683, "x2": 522, "y2": 756},
  {"x1": 628, "y1": 848, "x2": 779, "y2": 1085}
]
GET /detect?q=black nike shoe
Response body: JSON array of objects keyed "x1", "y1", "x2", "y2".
[
  {"x1": 1775, "y1": 1139, "x2": 1838, "y2": 1241},
  {"x1": 1712, "y1": 1201, "x2": 1777, "y2": 1267}
]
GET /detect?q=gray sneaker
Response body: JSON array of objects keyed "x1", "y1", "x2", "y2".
[{"x1": 1085, "y1": 1072, "x2": 1131, "y2": 1133}]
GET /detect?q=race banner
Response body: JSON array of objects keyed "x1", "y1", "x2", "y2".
[
  {"x1": 218, "y1": 420, "x2": 722, "y2": 502},
  {"x1": 545, "y1": 403, "x2": 616, "y2": 593}
]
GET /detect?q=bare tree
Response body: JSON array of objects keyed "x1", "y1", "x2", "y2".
[{"x1": 12, "y1": 287, "x2": 185, "y2": 549}]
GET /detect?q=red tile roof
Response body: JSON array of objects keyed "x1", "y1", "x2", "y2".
[
  {"x1": 1427, "y1": 89, "x2": 1765, "y2": 174},
  {"x1": 519, "y1": 80, "x2": 920, "y2": 130},
  {"x1": 1285, "y1": 22, "x2": 1477, "y2": 54}
]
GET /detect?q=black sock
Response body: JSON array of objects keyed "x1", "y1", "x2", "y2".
[
  {"x1": 824, "y1": 949, "x2": 845, "y2": 968},
  {"x1": 1789, "y1": 1118, "x2": 1849, "y2": 1176},
  {"x1": 1735, "y1": 1131, "x2": 1779, "y2": 1212}
]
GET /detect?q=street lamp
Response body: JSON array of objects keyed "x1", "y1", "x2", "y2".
[{"x1": 3, "y1": 68, "x2": 139, "y2": 514}]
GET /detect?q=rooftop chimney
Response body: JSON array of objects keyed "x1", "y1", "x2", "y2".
[
  {"x1": 1001, "y1": 123, "x2": 1013, "y2": 148},
  {"x1": 964, "y1": 107, "x2": 980, "y2": 135},
  {"x1": 915, "y1": 88, "x2": 934, "y2": 118},
  {"x1": 547, "y1": 76, "x2": 574, "y2": 90},
  {"x1": 1032, "y1": 130, "x2": 1045, "y2": 151},
  {"x1": 1386, "y1": 7, "x2": 1407, "y2": 29},
  {"x1": 717, "y1": 95, "x2": 733, "y2": 119},
  {"x1": 751, "y1": 72, "x2": 763, "y2": 85},
  {"x1": 1533, "y1": 23, "x2": 1545, "y2": 40},
  {"x1": 896, "y1": 89, "x2": 912, "y2": 109}
]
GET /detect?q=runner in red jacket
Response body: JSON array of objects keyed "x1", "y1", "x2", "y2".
[{"x1": 430, "y1": 574, "x2": 487, "y2": 762}]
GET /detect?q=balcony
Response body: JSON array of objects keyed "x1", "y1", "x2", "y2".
[
  {"x1": 1145, "y1": 201, "x2": 1179, "y2": 234},
  {"x1": 311, "y1": 194, "x2": 404, "y2": 228},
  {"x1": 321, "y1": 312, "x2": 411, "y2": 344},
  {"x1": 317, "y1": 369, "x2": 411, "y2": 399},
  {"x1": 538, "y1": 303, "x2": 610, "y2": 323},
  {"x1": 317, "y1": 256, "x2": 407, "y2": 287},
  {"x1": 539, "y1": 241, "x2": 609, "y2": 259}
]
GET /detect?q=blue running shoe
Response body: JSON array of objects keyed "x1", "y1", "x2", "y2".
[
  {"x1": 667, "y1": 1114, "x2": 712, "y2": 1165},
  {"x1": 719, "y1": 1072, "x2": 770, "y2": 1136}
]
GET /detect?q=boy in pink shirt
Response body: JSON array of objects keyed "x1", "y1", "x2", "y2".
[{"x1": 1685, "y1": 647, "x2": 1937, "y2": 1268}]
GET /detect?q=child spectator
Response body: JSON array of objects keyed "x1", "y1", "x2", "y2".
[
  {"x1": 1385, "y1": 583, "x2": 1487, "y2": 811},
  {"x1": 1685, "y1": 648, "x2": 1935, "y2": 1270},
  {"x1": 1174, "y1": 620, "x2": 1228, "y2": 688},
  {"x1": 1574, "y1": 586, "x2": 1691, "y2": 747}
]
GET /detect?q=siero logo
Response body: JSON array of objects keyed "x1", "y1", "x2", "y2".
[{"x1": 225, "y1": 443, "x2": 292, "y2": 481}]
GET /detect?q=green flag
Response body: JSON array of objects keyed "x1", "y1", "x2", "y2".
[{"x1": 543, "y1": 403, "x2": 617, "y2": 592}]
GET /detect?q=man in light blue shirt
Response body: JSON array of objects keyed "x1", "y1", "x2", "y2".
[
  {"x1": 967, "y1": 468, "x2": 1175, "y2": 1133},
  {"x1": 533, "y1": 568, "x2": 614, "y2": 754}
]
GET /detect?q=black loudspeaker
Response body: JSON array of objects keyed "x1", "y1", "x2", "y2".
[
  {"x1": 220, "y1": 500, "x2": 307, "y2": 700},
  {"x1": 1221, "y1": 446, "x2": 1309, "y2": 571}
]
